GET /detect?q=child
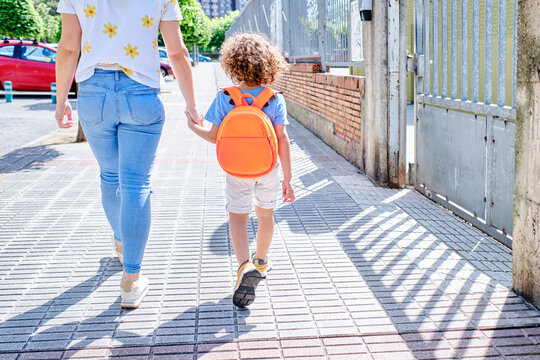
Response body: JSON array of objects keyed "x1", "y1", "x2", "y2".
[{"x1": 186, "y1": 33, "x2": 295, "y2": 307}]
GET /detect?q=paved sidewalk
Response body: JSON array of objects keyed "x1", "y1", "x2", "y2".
[
  {"x1": 0, "y1": 63, "x2": 539, "y2": 359},
  {"x1": 0, "y1": 97, "x2": 70, "y2": 157}
]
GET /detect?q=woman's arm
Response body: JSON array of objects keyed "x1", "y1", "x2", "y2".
[
  {"x1": 274, "y1": 125, "x2": 295, "y2": 203},
  {"x1": 55, "y1": 14, "x2": 82, "y2": 128},
  {"x1": 160, "y1": 20, "x2": 203, "y2": 125}
]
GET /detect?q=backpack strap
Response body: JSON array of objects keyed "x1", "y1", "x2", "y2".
[
  {"x1": 252, "y1": 87, "x2": 277, "y2": 110},
  {"x1": 224, "y1": 86, "x2": 278, "y2": 109},
  {"x1": 224, "y1": 86, "x2": 243, "y2": 107}
]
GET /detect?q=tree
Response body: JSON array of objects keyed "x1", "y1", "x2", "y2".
[
  {"x1": 207, "y1": 10, "x2": 239, "y2": 51},
  {"x1": 36, "y1": 3, "x2": 60, "y2": 43},
  {"x1": 0, "y1": 0, "x2": 43, "y2": 39},
  {"x1": 179, "y1": 0, "x2": 211, "y2": 48},
  {"x1": 34, "y1": 0, "x2": 57, "y2": 16}
]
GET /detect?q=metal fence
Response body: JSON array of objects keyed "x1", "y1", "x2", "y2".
[
  {"x1": 226, "y1": 0, "x2": 364, "y2": 68},
  {"x1": 414, "y1": 0, "x2": 518, "y2": 247}
]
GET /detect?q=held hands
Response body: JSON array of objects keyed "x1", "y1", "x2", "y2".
[
  {"x1": 185, "y1": 105, "x2": 204, "y2": 127},
  {"x1": 282, "y1": 178, "x2": 295, "y2": 203},
  {"x1": 55, "y1": 100, "x2": 73, "y2": 128}
]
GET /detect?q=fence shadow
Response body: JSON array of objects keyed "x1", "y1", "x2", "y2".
[
  {"x1": 331, "y1": 189, "x2": 538, "y2": 357},
  {"x1": 0, "y1": 257, "x2": 253, "y2": 356}
]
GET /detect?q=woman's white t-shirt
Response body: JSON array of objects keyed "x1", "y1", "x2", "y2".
[{"x1": 57, "y1": 0, "x2": 182, "y2": 88}]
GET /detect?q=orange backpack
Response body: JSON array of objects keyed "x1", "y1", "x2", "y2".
[{"x1": 216, "y1": 86, "x2": 279, "y2": 179}]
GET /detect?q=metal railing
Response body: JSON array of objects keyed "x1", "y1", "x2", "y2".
[
  {"x1": 415, "y1": 0, "x2": 517, "y2": 111},
  {"x1": 226, "y1": 0, "x2": 364, "y2": 68}
]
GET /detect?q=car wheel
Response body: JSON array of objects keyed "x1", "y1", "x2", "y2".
[{"x1": 160, "y1": 68, "x2": 167, "y2": 78}]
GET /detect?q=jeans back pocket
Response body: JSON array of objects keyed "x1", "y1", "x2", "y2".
[
  {"x1": 77, "y1": 91, "x2": 106, "y2": 126},
  {"x1": 125, "y1": 89, "x2": 164, "y2": 125}
]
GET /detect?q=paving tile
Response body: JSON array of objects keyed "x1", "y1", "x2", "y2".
[
  {"x1": 238, "y1": 340, "x2": 279, "y2": 350},
  {"x1": 0, "y1": 355, "x2": 18, "y2": 360},
  {"x1": 196, "y1": 351, "x2": 238, "y2": 360},
  {"x1": 325, "y1": 343, "x2": 368, "y2": 354},
  {"x1": 497, "y1": 345, "x2": 540, "y2": 356},
  {"x1": 371, "y1": 351, "x2": 415, "y2": 360},
  {"x1": 281, "y1": 346, "x2": 325, "y2": 357},
  {"x1": 152, "y1": 355, "x2": 192, "y2": 360},
  {"x1": 18, "y1": 352, "x2": 65, "y2": 360},
  {"x1": 239, "y1": 349, "x2": 281, "y2": 359},
  {"x1": 327, "y1": 355, "x2": 372, "y2": 360},
  {"x1": 367, "y1": 342, "x2": 409, "y2": 353},
  {"x1": 151, "y1": 345, "x2": 195, "y2": 354},
  {"x1": 108, "y1": 347, "x2": 151, "y2": 357}
]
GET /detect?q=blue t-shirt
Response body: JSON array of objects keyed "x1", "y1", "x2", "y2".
[{"x1": 205, "y1": 87, "x2": 289, "y2": 127}]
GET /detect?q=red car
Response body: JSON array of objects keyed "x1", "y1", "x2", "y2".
[{"x1": 0, "y1": 39, "x2": 78, "y2": 92}]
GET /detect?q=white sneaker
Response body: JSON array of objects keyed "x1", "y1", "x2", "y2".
[
  {"x1": 111, "y1": 235, "x2": 123, "y2": 264},
  {"x1": 120, "y1": 275, "x2": 149, "y2": 309}
]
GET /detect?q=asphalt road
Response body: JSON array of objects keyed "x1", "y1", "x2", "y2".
[{"x1": 0, "y1": 95, "x2": 78, "y2": 157}]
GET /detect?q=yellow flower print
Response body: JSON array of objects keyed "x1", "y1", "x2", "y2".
[
  {"x1": 164, "y1": 0, "x2": 177, "y2": 10},
  {"x1": 83, "y1": 4, "x2": 97, "y2": 18},
  {"x1": 119, "y1": 66, "x2": 133, "y2": 77},
  {"x1": 141, "y1": 15, "x2": 154, "y2": 30},
  {"x1": 82, "y1": 41, "x2": 91, "y2": 54},
  {"x1": 152, "y1": 39, "x2": 158, "y2": 51},
  {"x1": 102, "y1": 23, "x2": 118, "y2": 38},
  {"x1": 124, "y1": 44, "x2": 139, "y2": 59}
]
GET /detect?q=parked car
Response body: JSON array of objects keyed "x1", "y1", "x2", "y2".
[
  {"x1": 158, "y1": 47, "x2": 168, "y2": 61},
  {"x1": 160, "y1": 60, "x2": 173, "y2": 78},
  {"x1": 0, "y1": 39, "x2": 77, "y2": 93},
  {"x1": 189, "y1": 53, "x2": 211, "y2": 62}
]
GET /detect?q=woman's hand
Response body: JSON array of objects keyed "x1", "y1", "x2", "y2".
[
  {"x1": 184, "y1": 110, "x2": 196, "y2": 130},
  {"x1": 185, "y1": 105, "x2": 204, "y2": 126},
  {"x1": 55, "y1": 100, "x2": 74, "y2": 128},
  {"x1": 55, "y1": 14, "x2": 81, "y2": 127},
  {"x1": 282, "y1": 178, "x2": 295, "y2": 203}
]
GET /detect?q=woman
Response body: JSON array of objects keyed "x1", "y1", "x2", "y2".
[{"x1": 55, "y1": 0, "x2": 203, "y2": 308}]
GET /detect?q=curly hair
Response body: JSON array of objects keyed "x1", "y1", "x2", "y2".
[{"x1": 220, "y1": 33, "x2": 288, "y2": 87}]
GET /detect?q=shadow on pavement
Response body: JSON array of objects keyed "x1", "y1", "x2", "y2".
[
  {"x1": 24, "y1": 101, "x2": 78, "y2": 112},
  {"x1": 0, "y1": 145, "x2": 62, "y2": 174},
  {"x1": 0, "y1": 257, "x2": 253, "y2": 356}
]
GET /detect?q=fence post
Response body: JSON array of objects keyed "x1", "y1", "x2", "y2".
[
  {"x1": 318, "y1": 0, "x2": 327, "y2": 72},
  {"x1": 51, "y1": 83, "x2": 57, "y2": 104},
  {"x1": 387, "y1": 0, "x2": 408, "y2": 187},
  {"x1": 4, "y1": 81, "x2": 13, "y2": 103},
  {"x1": 362, "y1": 1, "x2": 388, "y2": 184},
  {"x1": 512, "y1": 0, "x2": 540, "y2": 307},
  {"x1": 286, "y1": 0, "x2": 292, "y2": 58}
]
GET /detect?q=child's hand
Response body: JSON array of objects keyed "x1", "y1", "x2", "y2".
[
  {"x1": 282, "y1": 179, "x2": 295, "y2": 203},
  {"x1": 184, "y1": 110, "x2": 197, "y2": 130},
  {"x1": 185, "y1": 105, "x2": 204, "y2": 126}
]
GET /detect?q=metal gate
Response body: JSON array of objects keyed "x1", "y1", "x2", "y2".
[{"x1": 414, "y1": 0, "x2": 517, "y2": 247}]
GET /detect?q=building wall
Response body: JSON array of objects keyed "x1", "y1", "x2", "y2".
[
  {"x1": 273, "y1": 64, "x2": 366, "y2": 169},
  {"x1": 198, "y1": 0, "x2": 234, "y2": 18}
]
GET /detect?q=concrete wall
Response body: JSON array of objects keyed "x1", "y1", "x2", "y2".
[
  {"x1": 513, "y1": 0, "x2": 540, "y2": 307},
  {"x1": 273, "y1": 64, "x2": 366, "y2": 170}
]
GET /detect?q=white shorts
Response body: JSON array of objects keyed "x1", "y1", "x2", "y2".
[{"x1": 226, "y1": 165, "x2": 280, "y2": 214}]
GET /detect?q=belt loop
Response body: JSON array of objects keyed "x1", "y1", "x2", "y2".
[{"x1": 115, "y1": 71, "x2": 119, "y2": 81}]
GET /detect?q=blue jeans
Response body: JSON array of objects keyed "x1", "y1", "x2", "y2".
[{"x1": 77, "y1": 69, "x2": 165, "y2": 274}]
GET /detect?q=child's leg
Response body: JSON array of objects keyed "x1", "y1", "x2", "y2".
[
  {"x1": 229, "y1": 212, "x2": 250, "y2": 265},
  {"x1": 254, "y1": 206, "x2": 274, "y2": 260}
]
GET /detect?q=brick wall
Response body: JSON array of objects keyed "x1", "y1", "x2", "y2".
[{"x1": 273, "y1": 63, "x2": 366, "y2": 168}]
